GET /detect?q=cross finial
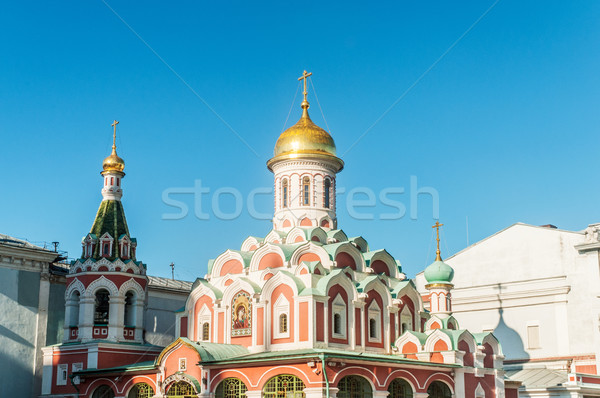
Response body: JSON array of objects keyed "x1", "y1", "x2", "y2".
[
  {"x1": 111, "y1": 120, "x2": 119, "y2": 151},
  {"x1": 432, "y1": 220, "x2": 444, "y2": 261},
  {"x1": 298, "y1": 70, "x2": 313, "y2": 110}
]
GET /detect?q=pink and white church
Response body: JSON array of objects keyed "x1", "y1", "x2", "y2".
[{"x1": 41, "y1": 74, "x2": 521, "y2": 398}]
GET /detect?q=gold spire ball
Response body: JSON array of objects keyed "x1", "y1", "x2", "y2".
[
  {"x1": 268, "y1": 71, "x2": 343, "y2": 171},
  {"x1": 102, "y1": 120, "x2": 125, "y2": 175}
]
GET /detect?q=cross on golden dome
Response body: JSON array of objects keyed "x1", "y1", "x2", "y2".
[
  {"x1": 432, "y1": 221, "x2": 444, "y2": 261},
  {"x1": 298, "y1": 70, "x2": 312, "y2": 109},
  {"x1": 111, "y1": 120, "x2": 119, "y2": 150}
]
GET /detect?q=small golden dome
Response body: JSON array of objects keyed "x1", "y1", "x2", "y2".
[{"x1": 102, "y1": 147, "x2": 125, "y2": 173}]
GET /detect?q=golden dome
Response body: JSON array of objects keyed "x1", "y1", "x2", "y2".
[
  {"x1": 268, "y1": 102, "x2": 343, "y2": 171},
  {"x1": 102, "y1": 147, "x2": 125, "y2": 174}
]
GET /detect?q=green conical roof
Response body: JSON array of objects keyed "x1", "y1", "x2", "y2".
[{"x1": 88, "y1": 200, "x2": 132, "y2": 260}]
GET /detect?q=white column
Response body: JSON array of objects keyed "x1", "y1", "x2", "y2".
[
  {"x1": 454, "y1": 368, "x2": 465, "y2": 398},
  {"x1": 79, "y1": 297, "x2": 95, "y2": 342},
  {"x1": 134, "y1": 301, "x2": 145, "y2": 342},
  {"x1": 494, "y1": 369, "x2": 505, "y2": 398},
  {"x1": 108, "y1": 295, "x2": 125, "y2": 341},
  {"x1": 63, "y1": 297, "x2": 76, "y2": 342}
]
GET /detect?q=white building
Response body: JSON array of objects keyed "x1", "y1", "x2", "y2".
[{"x1": 415, "y1": 222, "x2": 600, "y2": 397}]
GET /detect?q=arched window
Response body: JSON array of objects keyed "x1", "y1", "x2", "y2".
[
  {"x1": 282, "y1": 179, "x2": 288, "y2": 208},
  {"x1": 324, "y1": 179, "x2": 331, "y2": 208},
  {"x1": 94, "y1": 289, "x2": 110, "y2": 325},
  {"x1": 427, "y1": 381, "x2": 451, "y2": 398},
  {"x1": 69, "y1": 291, "x2": 80, "y2": 326},
  {"x1": 388, "y1": 379, "x2": 413, "y2": 398},
  {"x1": 103, "y1": 243, "x2": 110, "y2": 256},
  {"x1": 263, "y1": 375, "x2": 305, "y2": 398},
  {"x1": 369, "y1": 318, "x2": 377, "y2": 339},
  {"x1": 215, "y1": 378, "x2": 248, "y2": 398},
  {"x1": 337, "y1": 375, "x2": 373, "y2": 398},
  {"x1": 279, "y1": 313, "x2": 288, "y2": 334},
  {"x1": 92, "y1": 385, "x2": 115, "y2": 398},
  {"x1": 124, "y1": 291, "x2": 135, "y2": 326},
  {"x1": 167, "y1": 381, "x2": 195, "y2": 397},
  {"x1": 128, "y1": 383, "x2": 154, "y2": 398},
  {"x1": 202, "y1": 322, "x2": 210, "y2": 341},
  {"x1": 333, "y1": 313, "x2": 342, "y2": 334},
  {"x1": 302, "y1": 177, "x2": 310, "y2": 206}
]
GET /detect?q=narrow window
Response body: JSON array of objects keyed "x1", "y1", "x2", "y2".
[
  {"x1": 324, "y1": 179, "x2": 331, "y2": 208},
  {"x1": 282, "y1": 179, "x2": 288, "y2": 208},
  {"x1": 279, "y1": 313, "x2": 288, "y2": 334},
  {"x1": 527, "y1": 325, "x2": 540, "y2": 349},
  {"x1": 369, "y1": 318, "x2": 377, "y2": 338},
  {"x1": 103, "y1": 243, "x2": 109, "y2": 256},
  {"x1": 202, "y1": 322, "x2": 210, "y2": 341},
  {"x1": 110, "y1": 177, "x2": 114, "y2": 185},
  {"x1": 94, "y1": 289, "x2": 110, "y2": 325},
  {"x1": 104, "y1": 178, "x2": 107, "y2": 186},
  {"x1": 303, "y1": 177, "x2": 310, "y2": 206},
  {"x1": 116, "y1": 178, "x2": 120, "y2": 187},
  {"x1": 124, "y1": 291, "x2": 135, "y2": 326},
  {"x1": 334, "y1": 313, "x2": 342, "y2": 335}
]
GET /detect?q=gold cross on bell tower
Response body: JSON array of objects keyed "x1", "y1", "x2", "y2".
[
  {"x1": 111, "y1": 120, "x2": 119, "y2": 151},
  {"x1": 432, "y1": 221, "x2": 444, "y2": 261},
  {"x1": 298, "y1": 70, "x2": 313, "y2": 109}
]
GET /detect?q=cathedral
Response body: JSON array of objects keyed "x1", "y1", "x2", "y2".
[{"x1": 41, "y1": 73, "x2": 520, "y2": 398}]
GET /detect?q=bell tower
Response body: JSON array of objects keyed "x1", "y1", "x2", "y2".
[
  {"x1": 64, "y1": 121, "x2": 148, "y2": 344},
  {"x1": 267, "y1": 71, "x2": 344, "y2": 231}
]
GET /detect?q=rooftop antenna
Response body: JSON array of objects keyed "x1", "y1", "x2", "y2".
[
  {"x1": 52, "y1": 241, "x2": 59, "y2": 252},
  {"x1": 170, "y1": 262, "x2": 175, "y2": 280}
]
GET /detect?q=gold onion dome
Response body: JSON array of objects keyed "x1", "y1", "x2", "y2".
[
  {"x1": 268, "y1": 71, "x2": 343, "y2": 171},
  {"x1": 102, "y1": 120, "x2": 125, "y2": 174},
  {"x1": 102, "y1": 147, "x2": 125, "y2": 173}
]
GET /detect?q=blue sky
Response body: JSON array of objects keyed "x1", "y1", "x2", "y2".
[{"x1": 1, "y1": 1, "x2": 599, "y2": 281}]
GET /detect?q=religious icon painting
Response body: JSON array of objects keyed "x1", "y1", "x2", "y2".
[{"x1": 231, "y1": 291, "x2": 252, "y2": 336}]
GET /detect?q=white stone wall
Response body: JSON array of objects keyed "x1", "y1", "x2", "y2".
[{"x1": 415, "y1": 223, "x2": 600, "y2": 372}]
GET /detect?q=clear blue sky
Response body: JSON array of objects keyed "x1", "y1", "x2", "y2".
[{"x1": 2, "y1": 1, "x2": 599, "y2": 281}]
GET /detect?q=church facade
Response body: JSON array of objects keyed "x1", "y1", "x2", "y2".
[{"x1": 41, "y1": 74, "x2": 520, "y2": 398}]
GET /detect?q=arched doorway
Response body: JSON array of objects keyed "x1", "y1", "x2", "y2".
[
  {"x1": 388, "y1": 379, "x2": 413, "y2": 398},
  {"x1": 167, "y1": 381, "x2": 196, "y2": 398},
  {"x1": 215, "y1": 378, "x2": 248, "y2": 398},
  {"x1": 92, "y1": 385, "x2": 115, "y2": 398},
  {"x1": 427, "y1": 381, "x2": 451, "y2": 398},
  {"x1": 337, "y1": 375, "x2": 373, "y2": 398},
  {"x1": 128, "y1": 383, "x2": 154, "y2": 398},
  {"x1": 263, "y1": 374, "x2": 305, "y2": 398}
]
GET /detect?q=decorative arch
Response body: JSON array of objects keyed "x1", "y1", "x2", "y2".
[
  {"x1": 241, "y1": 236, "x2": 262, "y2": 252},
  {"x1": 215, "y1": 378, "x2": 248, "y2": 398},
  {"x1": 65, "y1": 278, "x2": 86, "y2": 300},
  {"x1": 366, "y1": 250, "x2": 397, "y2": 277},
  {"x1": 362, "y1": 277, "x2": 392, "y2": 308},
  {"x1": 84, "y1": 276, "x2": 118, "y2": 297},
  {"x1": 212, "y1": 250, "x2": 248, "y2": 278},
  {"x1": 250, "y1": 244, "x2": 287, "y2": 272},
  {"x1": 424, "y1": 330, "x2": 453, "y2": 353},
  {"x1": 394, "y1": 332, "x2": 423, "y2": 357},
  {"x1": 426, "y1": 380, "x2": 453, "y2": 398},
  {"x1": 118, "y1": 278, "x2": 146, "y2": 299},
  {"x1": 263, "y1": 374, "x2": 305, "y2": 398},
  {"x1": 126, "y1": 382, "x2": 155, "y2": 398},
  {"x1": 332, "y1": 243, "x2": 365, "y2": 272},
  {"x1": 163, "y1": 373, "x2": 200, "y2": 396},
  {"x1": 290, "y1": 242, "x2": 331, "y2": 267},
  {"x1": 337, "y1": 375, "x2": 373, "y2": 398},
  {"x1": 480, "y1": 333, "x2": 502, "y2": 356},
  {"x1": 388, "y1": 378, "x2": 413, "y2": 398}
]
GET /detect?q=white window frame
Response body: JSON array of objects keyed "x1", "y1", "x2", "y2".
[
  {"x1": 331, "y1": 294, "x2": 347, "y2": 339},
  {"x1": 56, "y1": 364, "x2": 68, "y2": 386},
  {"x1": 527, "y1": 322, "x2": 541, "y2": 349},
  {"x1": 273, "y1": 294, "x2": 290, "y2": 339},
  {"x1": 179, "y1": 358, "x2": 187, "y2": 371},
  {"x1": 197, "y1": 305, "x2": 211, "y2": 341},
  {"x1": 72, "y1": 363, "x2": 83, "y2": 385},
  {"x1": 367, "y1": 300, "x2": 382, "y2": 343},
  {"x1": 400, "y1": 306, "x2": 413, "y2": 334}
]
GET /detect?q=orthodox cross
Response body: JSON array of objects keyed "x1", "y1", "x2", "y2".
[
  {"x1": 111, "y1": 120, "x2": 119, "y2": 150},
  {"x1": 298, "y1": 70, "x2": 313, "y2": 102},
  {"x1": 432, "y1": 221, "x2": 444, "y2": 261}
]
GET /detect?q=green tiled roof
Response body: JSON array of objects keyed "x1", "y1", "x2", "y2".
[
  {"x1": 178, "y1": 338, "x2": 250, "y2": 362},
  {"x1": 88, "y1": 200, "x2": 133, "y2": 260}
]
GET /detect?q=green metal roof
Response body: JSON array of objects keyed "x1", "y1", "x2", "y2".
[{"x1": 178, "y1": 338, "x2": 250, "y2": 362}]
